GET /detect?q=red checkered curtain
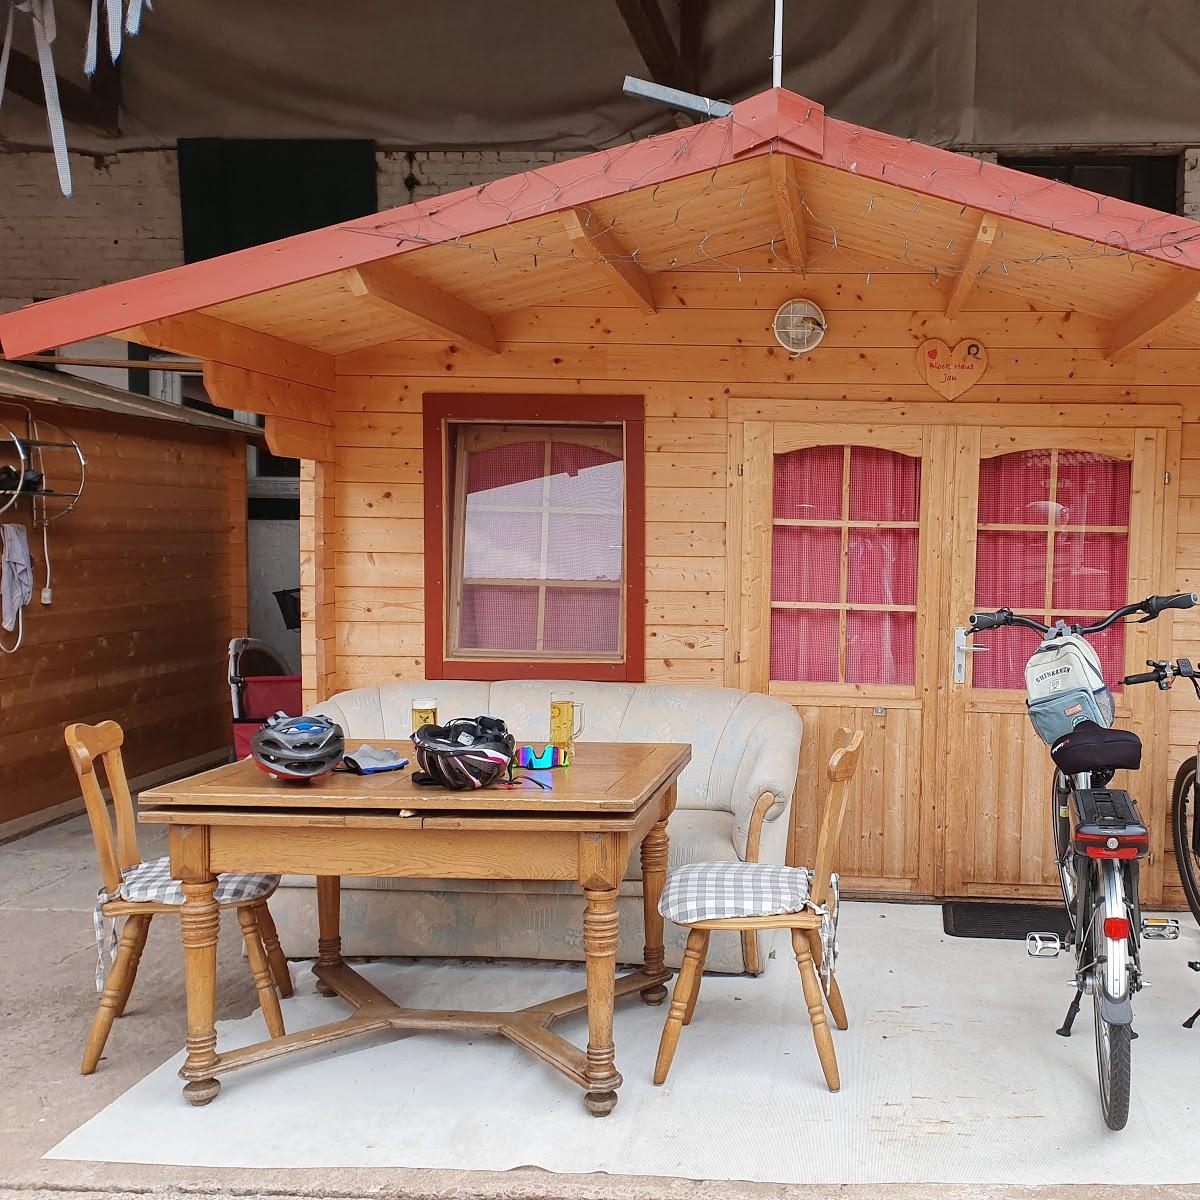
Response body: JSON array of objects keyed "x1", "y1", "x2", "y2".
[
  {"x1": 452, "y1": 429, "x2": 624, "y2": 658},
  {"x1": 770, "y1": 444, "x2": 921, "y2": 685},
  {"x1": 971, "y1": 450, "x2": 1131, "y2": 688}
]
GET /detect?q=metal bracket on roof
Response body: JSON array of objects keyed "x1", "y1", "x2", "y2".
[{"x1": 621, "y1": 76, "x2": 733, "y2": 120}]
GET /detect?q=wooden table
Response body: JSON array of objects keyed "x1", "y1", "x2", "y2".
[{"x1": 138, "y1": 740, "x2": 690, "y2": 1116}]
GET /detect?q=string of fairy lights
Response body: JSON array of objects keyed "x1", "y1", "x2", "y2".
[{"x1": 338, "y1": 105, "x2": 1200, "y2": 291}]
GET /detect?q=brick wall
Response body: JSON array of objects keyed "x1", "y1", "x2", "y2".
[
  {"x1": 0, "y1": 147, "x2": 585, "y2": 316},
  {"x1": 0, "y1": 151, "x2": 183, "y2": 314}
]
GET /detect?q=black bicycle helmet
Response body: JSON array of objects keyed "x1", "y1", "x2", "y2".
[
  {"x1": 250, "y1": 712, "x2": 344, "y2": 782},
  {"x1": 411, "y1": 715, "x2": 515, "y2": 790}
]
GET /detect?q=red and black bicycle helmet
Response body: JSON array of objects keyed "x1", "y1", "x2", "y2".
[
  {"x1": 411, "y1": 715, "x2": 515, "y2": 790},
  {"x1": 250, "y1": 712, "x2": 344, "y2": 782}
]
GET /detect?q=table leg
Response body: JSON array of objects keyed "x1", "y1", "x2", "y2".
[
  {"x1": 178, "y1": 879, "x2": 221, "y2": 1105},
  {"x1": 639, "y1": 816, "x2": 670, "y2": 1005},
  {"x1": 314, "y1": 875, "x2": 342, "y2": 996},
  {"x1": 582, "y1": 886, "x2": 622, "y2": 1116}
]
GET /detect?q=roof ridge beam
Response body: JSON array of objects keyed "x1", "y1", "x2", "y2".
[
  {"x1": 945, "y1": 215, "x2": 998, "y2": 319},
  {"x1": 563, "y1": 207, "x2": 657, "y2": 315},
  {"x1": 766, "y1": 156, "x2": 808, "y2": 267},
  {"x1": 1106, "y1": 271, "x2": 1200, "y2": 360},
  {"x1": 344, "y1": 263, "x2": 499, "y2": 355}
]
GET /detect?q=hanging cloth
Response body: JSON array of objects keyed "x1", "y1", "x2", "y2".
[
  {"x1": 1, "y1": 522, "x2": 32, "y2": 633},
  {"x1": 0, "y1": 0, "x2": 153, "y2": 197},
  {"x1": 0, "y1": 1, "x2": 71, "y2": 195}
]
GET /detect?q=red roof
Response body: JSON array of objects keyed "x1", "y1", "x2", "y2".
[{"x1": 2, "y1": 87, "x2": 1198, "y2": 359}]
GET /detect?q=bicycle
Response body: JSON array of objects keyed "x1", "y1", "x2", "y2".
[{"x1": 967, "y1": 593, "x2": 1194, "y2": 1130}]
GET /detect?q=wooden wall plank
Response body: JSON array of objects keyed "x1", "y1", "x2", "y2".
[{"x1": 0, "y1": 401, "x2": 241, "y2": 826}]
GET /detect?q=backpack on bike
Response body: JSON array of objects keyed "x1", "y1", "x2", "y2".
[{"x1": 1024, "y1": 632, "x2": 1115, "y2": 746}]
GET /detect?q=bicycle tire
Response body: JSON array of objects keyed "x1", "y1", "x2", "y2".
[
  {"x1": 1171, "y1": 756, "x2": 1200, "y2": 927},
  {"x1": 1094, "y1": 988, "x2": 1131, "y2": 1131}
]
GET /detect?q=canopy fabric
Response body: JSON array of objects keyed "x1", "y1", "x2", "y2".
[{"x1": 0, "y1": 1, "x2": 1198, "y2": 156}]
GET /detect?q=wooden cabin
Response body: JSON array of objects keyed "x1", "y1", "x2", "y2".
[
  {"x1": 4, "y1": 87, "x2": 1200, "y2": 906},
  {"x1": 0, "y1": 363, "x2": 249, "y2": 835}
]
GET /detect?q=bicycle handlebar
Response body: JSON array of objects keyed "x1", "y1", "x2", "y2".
[
  {"x1": 1123, "y1": 668, "x2": 1164, "y2": 686},
  {"x1": 968, "y1": 593, "x2": 1198, "y2": 639}
]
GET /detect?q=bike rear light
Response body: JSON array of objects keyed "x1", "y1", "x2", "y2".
[
  {"x1": 1103, "y1": 916, "x2": 1131, "y2": 939},
  {"x1": 1075, "y1": 829, "x2": 1148, "y2": 860}
]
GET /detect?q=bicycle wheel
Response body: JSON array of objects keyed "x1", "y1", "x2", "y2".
[
  {"x1": 1052, "y1": 771, "x2": 1077, "y2": 934},
  {"x1": 1171, "y1": 756, "x2": 1200, "y2": 926},
  {"x1": 1093, "y1": 987, "x2": 1132, "y2": 1131}
]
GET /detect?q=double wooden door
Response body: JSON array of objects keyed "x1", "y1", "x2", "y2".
[{"x1": 732, "y1": 402, "x2": 1176, "y2": 902}]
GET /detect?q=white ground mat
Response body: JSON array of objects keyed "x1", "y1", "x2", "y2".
[{"x1": 48, "y1": 901, "x2": 1200, "y2": 1184}]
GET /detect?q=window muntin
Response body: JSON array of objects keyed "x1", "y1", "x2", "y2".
[
  {"x1": 769, "y1": 444, "x2": 921, "y2": 686},
  {"x1": 971, "y1": 449, "x2": 1131, "y2": 689},
  {"x1": 448, "y1": 424, "x2": 625, "y2": 661}
]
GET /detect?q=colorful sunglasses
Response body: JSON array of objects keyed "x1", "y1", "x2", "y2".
[{"x1": 514, "y1": 744, "x2": 572, "y2": 769}]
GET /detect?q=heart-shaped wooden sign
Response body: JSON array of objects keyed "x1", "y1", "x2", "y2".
[{"x1": 916, "y1": 338, "x2": 987, "y2": 400}]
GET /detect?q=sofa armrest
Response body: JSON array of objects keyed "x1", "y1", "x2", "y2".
[{"x1": 730, "y1": 712, "x2": 802, "y2": 862}]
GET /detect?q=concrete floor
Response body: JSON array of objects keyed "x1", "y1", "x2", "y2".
[{"x1": 2, "y1": 814, "x2": 1198, "y2": 1200}]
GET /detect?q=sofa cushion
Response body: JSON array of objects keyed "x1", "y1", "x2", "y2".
[
  {"x1": 488, "y1": 680, "x2": 637, "y2": 742},
  {"x1": 312, "y1": 681, "x2": 493, "y2": 740},
  {"x1": 616, "y1": 684, "x2": 747, "y2": 811}
]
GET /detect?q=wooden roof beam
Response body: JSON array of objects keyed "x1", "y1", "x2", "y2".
[
  {"x1": 563, "y1": 207, "x2": 657, "y2": 315},
  {"x1": 119, "y1": 312, "x2": 334, "y2": 389},
  {"x1": 945, "y1": 215, "x2": 998, "y2": 319},
  {"x1": 1106, "y1": 271, "x2": 1200, "y2": 360},
  {"x1": 344, "y1": 262, "x2": 499, "y2": 354},
  {"x1": 767, "y1": 156, "x2": 808, "y2": 267}
]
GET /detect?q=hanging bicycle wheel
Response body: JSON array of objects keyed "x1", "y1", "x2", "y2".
[
  {"x1": 1171, "y1": 756, "x2": 1200, "y2": 926},
  {"x1": 1093, "y1": 986, "x2": 1132, "y2": 1131}
]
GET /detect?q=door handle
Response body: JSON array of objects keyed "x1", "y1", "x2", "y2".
[{"x1": 953, "y1": 626, "x2": 988, "y2": 684}]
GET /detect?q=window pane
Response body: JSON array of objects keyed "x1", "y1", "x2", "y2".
[
  {"x1": 771, "y1": 527, "x2": 840, "y2": 603},
  {"x1": 458, "y1": 585, "x2": 539, "y2": 651},
  {"x1": 978, "y1": 450, "x2": 1052, "y2": 524},
  {"x1": 546, "y1": 512, "x2": 623, "y2": 581},
  {"x1": 847, "y1": 611, "x2": 915, "y2": 685},
  {"x1": 463, "y1": 510, "x2": 543, "y2": 579},
  {"x1": 773, "y1": 445, "x2": 843, "y2": 520},
  {"x1": 1052, "y1": 531, "x2": 1127, "y2": 612},
  {"x1": 548, "y1": 444, "x2": 622, "y2": 510},
  {"x1": 448, "y1": 423, "x2": 627, "y2": 661},
  {"x1": 1055, "y1": 453, "x2": 1130, "y2": 526},
  {"x1": 466, "y1": 441, "x2": 545, "y2": 497},
  {"x1": 849, "y1": 447, "x2": 920, "y2": 521},
  {"x1": 970, "y1": 625, "x2": 1038, "y2": 690},
  {"x1": 975, "y1": 531, "x2": 1046, "y2": 610},
  {"x1": 847, "y1": 529, "x2": 918, "y2": 606},
  {"x1": 770, "y1": 609, "x2": 839, "y2": 682},
  {"x1": 544, "y1": 588, "x2": 621, "y2": 654}
]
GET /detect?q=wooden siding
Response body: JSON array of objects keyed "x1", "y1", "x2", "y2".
[
  {"x1": 321, "y1": 264, "x2": 1200, "y2": 901},
  {"x1": 0, "y1": 401, "x2": 245, "y2": 826}
]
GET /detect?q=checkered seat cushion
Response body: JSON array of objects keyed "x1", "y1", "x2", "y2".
[
  {"x1": 659, "y1": 861, "x2": 817, "y2": 925},
  {"x1": 109, "y1": 856, "x2": 279, "y2": 906},
  {"x1": 92, "y1": 857, "x2": 280, "y2": 991}
]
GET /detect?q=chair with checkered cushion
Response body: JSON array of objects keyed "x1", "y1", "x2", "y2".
[
  {"x1": 654, "y1": 728, "x2": 863, "y2": 1092},
  {"x1": 65, "y1": 720, "x2": 293, "y2": 1075}
]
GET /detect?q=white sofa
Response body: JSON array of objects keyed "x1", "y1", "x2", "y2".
[{"x1": 270, "y1": 680, "x2": 803, "y2": 973}]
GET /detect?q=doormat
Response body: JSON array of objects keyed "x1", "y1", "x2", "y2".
[{"x1": 942, "y1": 901, "x2": 1072, "y2": 940}]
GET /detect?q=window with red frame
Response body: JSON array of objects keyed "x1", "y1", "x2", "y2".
[
  {"x1": 770, "y1": 444, "x2": 921, "y2": 686},
  {"x1": 970, "y1": 449, "x2": 1131, "y2": 689},
  {"x1": 447, "y1": 423, "x2": 627, "y2": 662}
]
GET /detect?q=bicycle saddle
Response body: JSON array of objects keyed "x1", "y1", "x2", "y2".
[{"x1": 1051, "y1": 720, "x2": 1142, "y2": 775}]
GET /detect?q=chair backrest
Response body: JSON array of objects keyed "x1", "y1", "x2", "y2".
[
  {"x1": 808, "y1": 728, "x2": 864, "y2": 908},
  {"x1": 63, "y1": 720, "x2": 141, "y2": 895}
]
